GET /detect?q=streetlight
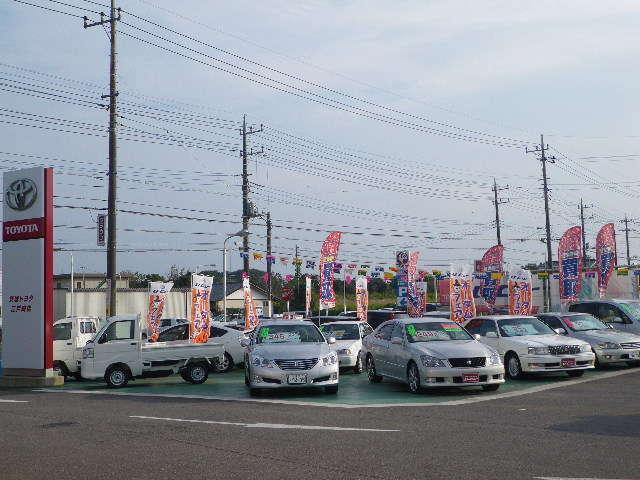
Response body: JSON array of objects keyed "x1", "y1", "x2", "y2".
[{"x1": 223, "y1": 230, "x2": 248, "y2": 321}]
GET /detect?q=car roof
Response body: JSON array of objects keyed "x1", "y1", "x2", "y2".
[
  {"x1": 541, "y1": 312, "x2": 588, "y2": 317},
  {"x1": 393, "y1": 317, "x2": 456, "y2": 324},
  {"x1": 259, "y1": 320, "x2": 316, "y2": 327},
  {"x1": 471, "y1": 315, "x2": 539, "y2": 320},
  {"x1": 322, "y1": 320, "x2": 366, "y2": 325}
]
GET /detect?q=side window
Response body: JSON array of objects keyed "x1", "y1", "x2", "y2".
[
  {"x1": 160, "y1": 319, "x2": 172, "y2": 328},
  {"x1": 391, "y1": 322, "x2": 404, "y2": 340},
  {"x1": 53, "y1": 323, "x2": 72, "y2": 341},
  {"x1": 539, "y1": 316, "x2": 563, "y2": 331},
  {"x1": 100, "y1": 320, "x2": 134, "y2": 343},
  {"x1": 361, "y1": 323, "x2": 373, "y2": 337},
  {"x1": 465, "y1": 319, "x2": 483, "y2": 335},
  {"x1": 376, "y1": 323, "x2": 394, "y2": 341},
  {"x1": 571, "y1": 303, "x2": 594, "y2": 315},
  {"x1": 598, "y1": 305, "x2": 626, "y2": 323},
  {"x1": 210, "y1": 327, "x2": 228, "y2": 337}
]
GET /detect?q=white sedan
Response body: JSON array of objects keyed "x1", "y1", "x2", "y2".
[
  {"x1": 320, "y1": 320, "x2": 374, "y2": 373},
  {"x1": 464, "y1": 315, "x2": 595, "y2": 379}
]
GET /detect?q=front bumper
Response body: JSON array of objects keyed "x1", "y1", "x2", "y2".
[
  {"x1": 521, "y1": 352, "x2": 595, "y2": 372},
  {"x1": 337, "y1": 353, "x2": 359, "y2": 367},
  {"x1": 249, "y1": 363, "x2": 339, "y2": 389},
  {"x1": 418, "y1": 364, "x2": 505, "y2": 387},
  {"x1": 595, "y1": 348, "x2": 640, "y2": 364}
]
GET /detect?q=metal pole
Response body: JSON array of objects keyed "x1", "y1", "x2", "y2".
[
  {"x1": 343, "y1": 269, "x2": 347, "y2": 313},
  {"x1": 493, "y1": 178, "x2": 502, "y2": 246},
  {"x1": 624, "y1": 216, "x2": 631, "y2": 266},
  {"x1": 266, "y1": 212, "x2": 272, "y2": 317},
  {"x1": 223, "y1": 236, "x2": 229, "y2": 322},
  {"x1": 70, "y1": 252, "x2": 74, "y2": 317},
  {"x1": 580, "y1": 199, "x2": 587, "y2": 269},
  {"x1": 540, "y1": 135, "x2": 554, "y2": 311},
  {"x1": 241, "y1": 115, "x2": 249, "y2": 277}
]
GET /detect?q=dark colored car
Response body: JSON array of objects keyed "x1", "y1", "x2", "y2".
[{"x1": 366, "y1": 309, "x2": 407, "y2": 329}]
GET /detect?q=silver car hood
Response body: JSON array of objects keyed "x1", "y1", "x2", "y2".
[
  {"x1": 252, "y1": 342, "x2": 330, "y2": 359},
  {"x1": 505, "y1": 334, "x2": 587, "y2": 347},
  {"x1": 411, "y1": 340, "x2": 492, "y2": 358},
  {"x1": 330, "y1": 339, "x2": 361, "y2": 351},
  {"x1": 569, "y1": 329, "x2": 640, "y2": 344}
]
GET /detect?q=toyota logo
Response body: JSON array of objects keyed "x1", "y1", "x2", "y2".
[
  {"x1": 6, "y1": 179, "x2": 37, "y2": 211},
  {"x1": 466, "y1": 360, "x2": 472, "y2": 365}
]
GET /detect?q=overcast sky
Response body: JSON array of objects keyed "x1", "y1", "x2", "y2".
[{"x1": 1, "y1": 0, "x2": 639, "y2": 276}]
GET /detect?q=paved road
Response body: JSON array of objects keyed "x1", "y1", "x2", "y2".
[{"x1": 1, "y1": 370, "x2": 639, "y2": 480}]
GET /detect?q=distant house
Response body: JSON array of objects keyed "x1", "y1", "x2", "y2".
[
  {"x1": 54, "y1": 273, "x2": 132, "y2": 291},
  {"x1": 210, "y1": 283, "x2": 269, "y2": 313}
]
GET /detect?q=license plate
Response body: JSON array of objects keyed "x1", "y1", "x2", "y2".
[
  {"x1": 287, "y1": 374, "x2": 307, "y2": 384},
  {"x1": 561, "y1": 358, "x2": 576, "y2": 368},
  {"x1": 462, "y1": 373, "x2": 479, "y2": 383}
]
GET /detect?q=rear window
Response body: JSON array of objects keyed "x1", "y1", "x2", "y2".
[{"x1": 53, "y1": 323, "x2": 72, "y2": 341}]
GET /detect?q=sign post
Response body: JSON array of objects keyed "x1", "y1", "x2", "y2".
[{"x1": 1, "y1": 167, "x2": 61, "y2": 386}]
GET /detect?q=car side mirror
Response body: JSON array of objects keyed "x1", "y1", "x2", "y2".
[
  {"x1": 97, "y1": 335, "x2": 107, "y2": 344},
  {"x1": 485, "y1": 331, "x2": 498, "y2": 338},
  {"x1": 240, "y1": 338, "x2": 250, "y2": 348},
  {"x1": 473, "y1": 334, "x2": 481, "y2": 341},
  {"x1": 390, "y1": 336, "x2": 402, "y2": 345},
  {"x1": 554, "y1": 327, "x2": 567, "y2": 335},
  {"x1": 85, "y1": 339, "x2": 94, "y2": 345},
  {"x1": 327, "y1": 337, "x2": 336, "y2": 345}
]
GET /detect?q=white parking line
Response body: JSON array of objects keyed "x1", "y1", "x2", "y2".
[
  {"x1": 0, "y1": 399, "x2": 28, "y2": 403},
  {"x1": 34, "y1": 367, "x2": 640, "y2": 409},
  {"x1": 130, "y1": 415, "x2": 400, "y2": 432}
]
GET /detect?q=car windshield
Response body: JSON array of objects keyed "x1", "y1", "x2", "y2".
[
  {"x1": 256, "y1": 324, "x2": 325, "y2": 344},
  {"x1": 405, "y1": 322, "x2": 472, "y2": 342},
  {"x1": 498, "y1": 317, "x2": 554, "y2": 337},
  {"x1": 53, "y1": 323, "x2": 72, "y2": 341},
  {"x1": 618, "y1": 302, "x2": 640, "y2": 320},
  {"x1": 320, "y1": 323, "x2": 360, "y2": 340},
  {"x1": 563, "y1": 314, "x2": 608, "y2": 332}
]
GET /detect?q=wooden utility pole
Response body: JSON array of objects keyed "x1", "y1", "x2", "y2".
[
  {"x1": 240, "y1": 115, "x2": 263, "y2": 277},
  {"x1": 492, "y1": 178, "x2": 509, "y2": 245}
]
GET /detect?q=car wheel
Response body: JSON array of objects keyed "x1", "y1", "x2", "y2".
[
  {"x1": 53, "y1": 362, "x2": 67, "y2": 378},
  {"x1": 105, "y1": 365, "x2": 129, "y2": 388},
  {"x1": 249, "y1": 387, "x2": 262, "y2": 396},
  {"x1": 216, "y1": 353, "x2": 234, "y2": 373},
  {"x1": 324, "y1": 385, "x2": 339, "y2": 394},
  {"x1": 366, "y1": 355, "x2": 382, "y2": 383},
  {"x1": 184, "y1": 363, "x2": 209, "y2": 384},
  {"x1": 353, "y1": 353, "x2": 363, "y2": 374},
  {"x1": 244, "y1": 364, "x2": 251, "y2": 386},
  {"x1": 406, "y1": 362, "x2": 421, "y2": 394},
  {"x1": 505, "y1": 353, "x2": 523, "y2": 380},
  {"x1": 566, "y1": 370, "x2": 585, "y2": 378},
  {"x1": 482, "y1": 384, "x2": 500, "y2": 392}
]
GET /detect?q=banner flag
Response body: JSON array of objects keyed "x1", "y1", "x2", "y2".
[
  {"x1": 508, "y1": 269, "x2": 532, "y2": 315},
  {"x1": 243, "y1": 275, "x2": 260, "y2": 331},
  {"x1": 305, "y1": 276, "x2": 312, "y2": 317},
  {"x1": 319, "y1": 231, "x2": 342, "y2": 309},
  {"x1": 253, "y1": 252, "x2": 264, "y2": 261},
  {"x1": 396, "y1": 250, "x2": 409, "y2": 308},
  {"x1": 449, "y1": 265, "x2": 476, "y2": 323},
  {"x1": 356, "y1": 275, "x2": 368, "y2": 322},
  {"x1": 407, "y1": 252, "x2": 423, "y2": 317},
  {"x1": 479, "y1": 245, "x2": 504, "y2": 312},
  {"x1": 596, "y1": 223, "x2": 617, "y2": 298},
  {"x1": 190, "y1": 274, "x2": 213, "y2": 343},
  {"x1": 559, "y1": 226, "x2": 583, "y2": 302},
  {"x1": 147, "y1": 281, "x2": 173, "y2": 342}
]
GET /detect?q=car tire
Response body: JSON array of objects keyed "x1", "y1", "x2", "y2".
[
  {"x1": 244, "y1": 364, "x2": 251, "y2": 386},
  {"x1": 505, "y1": 353, "x2": 523, "y2": 380},
  {"x1": 324, "y1": 385, "x2": 339, "y2": 394},
  {"x1": 105, "y1": 365, "x2": 129, "y2": 388},
  {"x1": 249, "y1": 387, "x2": 262, "y2": 396},
  {"x1": 53, "y1": 361, "x2": 68, "y2": 379},
  {"x1": 406, "y1": 362, "x2": 421, "y2": 394},
  {"x1": 366, "y1": 355, "x2": 382, "y2": 383},
  {"x1": 482, "y1": 384, "x2": 500, "y2": 392},
  {"x1": 184, "y1": 363, "x2": 209, "y2": 384},
  {"x1": 353, "y1": 353, "x2": 363, "y2": 374},
  {"x1": 566, "y1": 370, "x2": 585, "y2": 378},
  {"x1": 216, "y1": 353, "x2": 235, "y2": 373}
]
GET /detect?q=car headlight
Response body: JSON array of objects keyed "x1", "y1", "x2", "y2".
[
  {"x1": 597, "y1": 342, "x2": 621, "y2": 350},
  {"x1": 579, "y1": 343, "x2": 591, "y2": 352},
  {"x1": 82, "y1": 347, "x2": 94, "y2": 359},
  {"x1": 251, "y1": 356, "x2": 275, "y2": 368},
  {"x1": 420, "y1": 355, "x2": 448, "y2": 368},
  {"x1": 528, "y1": 346, "x2": 550, "y2": 355},
  {"x1": 337, "y1": 348, "x2": 353, "y2": 355},
  {"x1": 488, "y1": 352, "x2": 502, "y2": 365},
  {"x1": 322, "y1": 353, "x2": 338, "y2": 366}
]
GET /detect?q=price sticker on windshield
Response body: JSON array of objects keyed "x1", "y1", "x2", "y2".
[
  {"x1": 406, "y1": 325, "x2": 417, "y2": 337},
  {"x1": 442, "y1": 323, "x2": 463, "y2": 331}
]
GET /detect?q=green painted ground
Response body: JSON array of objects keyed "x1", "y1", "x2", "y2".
[{"x1": 55, "y1": 367, "x2": 630, "y2": 405}]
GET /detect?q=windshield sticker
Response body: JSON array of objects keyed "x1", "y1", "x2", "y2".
[
  {"x1": 502, "y1": 324, "x2": 536, "y2": 336},
  {"x1": 319, "y1": 326, "x2": 324, "y2": 331},
  {"x1": 417, "y1": 330, "x2": 449, "y2": 340},
  {"x1": 564, "y1": 319, "x2": 575, "y2": 328},
  {"x1": 265, "y1": 332, "x2": 301, "y2": 343},
  {"x1": 442, "y1": 323, "x2": 463, "y2": 331},
  {"x1": 259, "y1": 328, "x2": 270, "y2": 339},
  {"x1": 406, "y1": 325, "x2": 417, "y2": 337}
]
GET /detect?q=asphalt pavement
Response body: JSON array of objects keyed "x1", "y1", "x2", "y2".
[{"x1": 1, "y1": 368, "x2": 639, "y2": 480}]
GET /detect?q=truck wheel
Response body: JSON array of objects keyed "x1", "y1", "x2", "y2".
[
  {"x1": 53, "y1": 361, "x2": 68, "y2": 378},
  {"x1": 184, "y1": 363, "x2": 209, "y2": 384},
  {"x1": 105, "y1": 365, "x2": 129, "y2": 388},
  {"x1": 216, "y1": 353, "x2": 234, "y2": 373}
]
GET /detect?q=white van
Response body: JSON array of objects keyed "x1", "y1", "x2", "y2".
[{"x1": 53, "y1": 316, "x2": 101, "y2": 379}]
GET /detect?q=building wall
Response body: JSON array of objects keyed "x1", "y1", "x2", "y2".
[
  {"x1": 55, "y1": 277, "x2": 130, "y2": 290},
  {"x1": 214, "y1": 288, "x2": 269, "y2": 312}
]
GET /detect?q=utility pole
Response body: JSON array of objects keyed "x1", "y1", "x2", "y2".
[
  {"x1": 492, "y1": 178, "x2": 509, "y2": 245},
  {"x1": 579, "y1": 199, "x2": 593, "y2": 269},
  {"x1": 240, "y1": 115, "x2": 263, "y2": 277},
  {"x1": 527, "y1": 134, "x2": 555, "y2": 311},
  {"x1": 621, "y1": 216, "x2": 633, "y2": 266},
  {"x1": 84, "y1": 1, "x2": 121, "y2": 316},
  {"x1": 266, "y1": 212, "x2": 272, "y2": 317}
]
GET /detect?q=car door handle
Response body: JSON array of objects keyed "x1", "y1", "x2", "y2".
[
  {"x1": 66, "y1": 342, "x2": 72, "y2": 345},
  {"x1": 130, "y1": 342, "x2": 137, "y2": 346}
]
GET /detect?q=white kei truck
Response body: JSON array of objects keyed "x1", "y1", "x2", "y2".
[
  {"x1": 53, "y1": 316, "x2": 101, "y2": 380},
  {"x1": 80, "y1": 315, "x2": 226, "y2": 388}
]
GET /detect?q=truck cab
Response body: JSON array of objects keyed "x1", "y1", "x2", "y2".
[{"x1": 53, "y1": 316, "x2": 100, "y2": 378}]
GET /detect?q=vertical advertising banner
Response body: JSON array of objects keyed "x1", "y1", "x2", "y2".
[
  {"x1": 395, "y1": 250, "x2": 409, "y2": 308},
  {"x1": 319, "y1": 231, "x2": 342, "y2": 309},
  {"x1": 2, "y1": 167, "x2": 54, "y2": 376},
  {"x1": 479, "y1": 245, "x2": 504, "y2": 312},
  {"x1": 96, "y1": 213, "x2": 106, "y2": 246},
  {"x1": 243, "y1": 276, "x2": 260, "y2": 331},
  {"x1": 147, "y1": 281, "x2": 173, "y2": 342},
  {"x1": 508, "y1": 269, "x2": 532, "y2": 315},
  {"x1": 356, "y1": 275, "x2": 368, "y2": 322},
  {"x1": 559, "y1": 226, "x2": 583, "y2": 303},
  {"x1": 305, "y1": 276, "x2": 312, "y2": 317},
  {"x1": 190, "y1": 274, "x2": 213, "y2": 343},
  {"x1": 407, "y1": 251, "x2": 423, "y2": 317},
  {"x1": 596, "y1": 223, "x2": 617, "y2": 298},
  {"x1": 449, "y1": 265, "x2": 476, "y2": 323}
]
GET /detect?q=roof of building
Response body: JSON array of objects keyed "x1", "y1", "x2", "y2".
[{"x1": 210, "y1": 282, "x2": 270, "y2": 302}]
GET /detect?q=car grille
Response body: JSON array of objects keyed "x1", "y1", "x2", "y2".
[
  {"x1": 448, "y1": 357, "x2": 486, "y2": 368},
  {"x1": 621, "y1": 342, "x2": 640, "y2": 349},
  {"x1": 548, "y1": 345, "x2": 581, "y2": 355},
  {"x1": 274, "y1": 358, "x2": 318, "y2": 370}
]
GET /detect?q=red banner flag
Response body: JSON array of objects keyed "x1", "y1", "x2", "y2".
[
  {"x1": 319, "y1": 231, "x2": 342, "y2": 309},
  {"x1": 243, "y1": 276, "x2": 260, "y2": 331},
  {"x1": 356, "y1": 275, "x2": 368, "y2": 322},
  {"x1": 558, "y1": 226, "x2": 583, "y2": 302},
  {"x1": 450, "y1": 266, "x2": 476, "y2": 323},
  {"x1": 479, "y1": 245, "x2": 504, "y2": 311},
  {"x1": 190, "y1": 274, "x2": 213, "y2": 343},
  {"x1": 508, "y1": 269, "x2": 532, "y2": 315},
  {"x1": 596, "y1": 223, "x2": 617, "y2": 298}
]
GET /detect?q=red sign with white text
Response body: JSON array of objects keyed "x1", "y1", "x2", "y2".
[{"x1": 3, "y1": 217, "x2": 45, "y2": 242}]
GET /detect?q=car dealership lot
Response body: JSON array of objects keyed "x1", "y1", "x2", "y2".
[{"x1": 1, "y1": 367, "x2": 640, "y2": 480}]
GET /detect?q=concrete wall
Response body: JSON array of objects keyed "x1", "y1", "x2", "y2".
[
  {"x1": 214, "y1": 288, "x2": 269, "y2": 311},
  {"x1": 55, "y1": 277, "x2": 130, "y2": 290}
]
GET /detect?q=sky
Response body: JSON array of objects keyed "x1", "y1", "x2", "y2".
[{"x1": 1, "y1": 0, "x2": 639, "y2": 277}]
